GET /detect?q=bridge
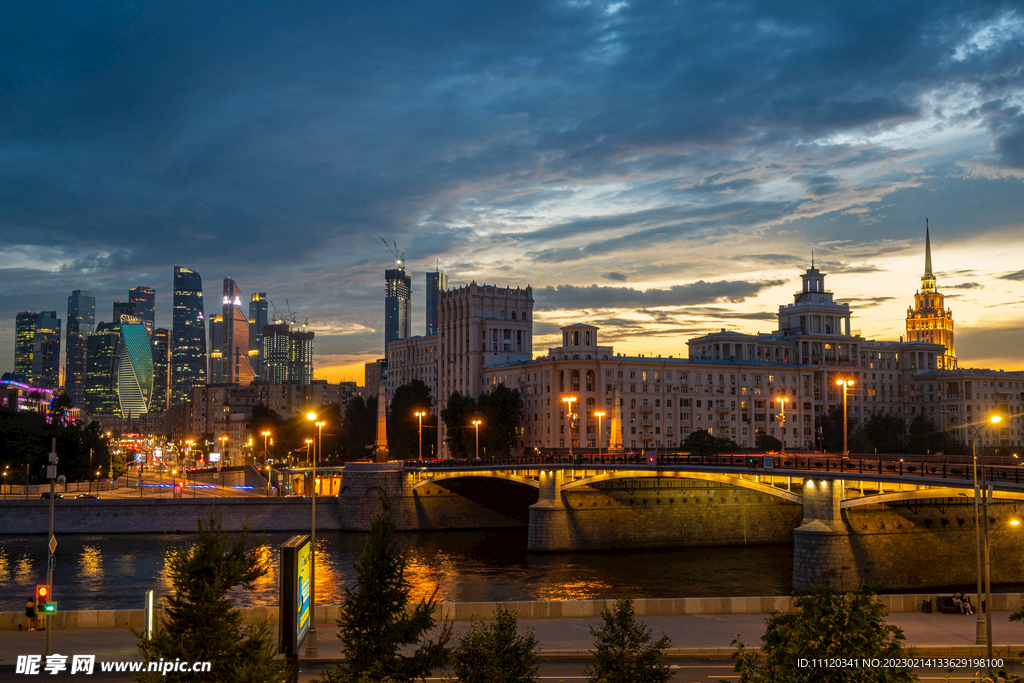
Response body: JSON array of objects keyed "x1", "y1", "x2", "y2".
[{"x1": 338, "y1": 454, "x2": 1024, "y2": 590}]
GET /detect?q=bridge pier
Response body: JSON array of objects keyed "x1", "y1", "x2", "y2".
[
  {"x1": 793, "y1": 478, "x2": 860, "y2": 590},
  {"x1": 527, "y1": 470, "x2": 572, "y2": 551}
]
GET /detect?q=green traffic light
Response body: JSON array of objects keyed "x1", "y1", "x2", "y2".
[{"x1": 42, "y1": 603, "x2": 56, "y2": 613}]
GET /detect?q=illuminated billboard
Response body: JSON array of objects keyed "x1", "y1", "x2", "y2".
[{"x1": 279, "y1": 534, "x2": 312, "y2": 657}]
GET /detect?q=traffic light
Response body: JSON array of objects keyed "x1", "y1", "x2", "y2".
[{"x1": 35, "y1": 585, "x2": 56, "y2": 613}]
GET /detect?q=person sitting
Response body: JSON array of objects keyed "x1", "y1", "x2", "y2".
[
  {"x1": 962, "y1": 594, "x2": 974, "y2": 615},
  {"x1": 953, "y1": 593, "x2": 965, "y2": 614}
]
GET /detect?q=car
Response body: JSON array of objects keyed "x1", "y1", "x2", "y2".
[
  {"x1": 284, "y1": 493, "x2": 303, "y2": 498},
  {"x1": 39, "y1": 492, "x2": 64, "y2": 499},
  {"x1": 75, "y1": 494, "x2": 100, "y2": 499}
]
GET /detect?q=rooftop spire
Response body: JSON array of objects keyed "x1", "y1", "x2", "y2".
[{"x1": 924, "y1": 218, "x2": 932, "y2": 277}]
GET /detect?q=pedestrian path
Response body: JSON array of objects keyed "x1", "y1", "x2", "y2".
[{"x1": 3, "y1": 611, "x2": 1023, "y2": 666}]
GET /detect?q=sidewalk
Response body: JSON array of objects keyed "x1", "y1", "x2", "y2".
[{"x1": 3, "y1": 611, "x2": 1023, "y2": 666}]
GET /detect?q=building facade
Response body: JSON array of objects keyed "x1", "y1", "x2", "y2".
[
  {"x1": 14, "y1": 311, "x2": 38, "y2": 383},
  {"x1": 85, "y1": 322, "x2": 121, "y2": 417},
  {"x1": 66, "y1": 290, "x2": 96, "y2": 406},
  {"x1": 32, "y1": 312, "x2": 61, "y2": 391},
  {"x1": 261, "y1": 323, "x2": 314, "y2": 385},
  {"x1": 209, "y1": 278, "x2": 255, "y2": 386},
  {"x1": 129, "y1": 286, "x2": 155, "y2": 334},
  {"x1": 385, "y1": 266, "x2": 411, "y2": 353},
  {"x1": 171, "y1": 266, "x2": 208, "y2": 405},
  {"x1": 385, "y1": 335, "x2": 439, "y2": 404},
  {"x1": 116, "y1": 316, "x2": 153, "y2": 418},
  {"x1": 248, "y1": 293, "x2": 268, "y2": 383},
  {"x1": 906, "y1": 222, "x2": 956, "y2": 369},
  {"x1": 259, "y1": 381, "x2": 362, "y2": 419},
  {"x1": 425, "y1": 270, "x2": 447, "y2": 335},
  {"x1": 151, "y1": 328, "x2": 171, "y2": 411}
]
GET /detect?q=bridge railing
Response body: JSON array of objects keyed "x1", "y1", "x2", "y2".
[{"x1": 403, "y1": 453, "x2": 1024, "y2": 486}]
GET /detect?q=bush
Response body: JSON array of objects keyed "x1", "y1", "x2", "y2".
[
  {"x1": 585, "y1": 598, "x2": 672, "y2": 683},
  {"x1": 449, "y1": 604, "x2": 539, "y2": 683}
]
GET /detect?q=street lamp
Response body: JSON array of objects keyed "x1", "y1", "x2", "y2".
[
  {"x1": 594, "y1": 411, "x2": 606, "y2": 457},
  {"x1": 414, "y1": 411, "x2": 426, "y2": 461},
  {"x1": 304, "y1": 412, "x2": 323, "y2": 657},
  {"x1": 938, "y1": 410, "x2": 1002, "y2": 652},
  {"x1": 472, "y1": 419, "x2": 482, "y2": 460},
  {"x1": 261, "y1": 430, "x2": 272, "y2": 498},
  {"x1": 835, "y1": 378, "x2": 854, "y2": 455},
  {"x1": 562, "y1": 396, "x2": 577, "y2": 457},
  {"x1": 219, "y1": 435, "x2": 228, "y2": 467},
  {"x1": 775, "y1": 396, "x2": 789, "y2": 454}
]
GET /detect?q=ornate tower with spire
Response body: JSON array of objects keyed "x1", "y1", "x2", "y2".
[{"x1": 906, "y1": 219, "x2": 956, "y2": 369}]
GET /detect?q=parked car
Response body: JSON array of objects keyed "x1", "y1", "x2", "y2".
[
  {"x1": 39, "y1": 492, "x2": 64, "y2": 499},
  {"x1": 75, "y1": 494, "x2": 100, "y2": 499}
]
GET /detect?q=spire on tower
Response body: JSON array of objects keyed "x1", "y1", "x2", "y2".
[{"x1": 924, "y1": 218, "x2": 932, "y2": 277}]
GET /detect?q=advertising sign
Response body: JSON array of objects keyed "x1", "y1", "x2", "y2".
[
  {"x1": 279, "y1": 535, "x2": 311, "y2": 657},
  {"x1": 134, "y1": 453, "x2": 146, "y2": 463},
  {"x1": 208, "y1": 452, "x2": 221, "y2": 463},
  {"x1": 153, "y1": 448, "x2": 162, "y2": 460}
]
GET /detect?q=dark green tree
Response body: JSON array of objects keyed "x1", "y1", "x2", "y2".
[
  {"x1": 754, "y1": 430, "x2": 782, "y2": 453},
  {"x1": 135, "y1": 513, "x2": 290, "y2": 683},
  {"x1": 848, "y1": 428, "x2": 873, "y2": 454},
  {"x1": 320, "y1": 496, "x2": 452, "y2": 683},
  {"x1": 907, "y1": 415, "x2": 960, "y2": 455},
  {"x1": 339, "y1": 396, "x2": 377, "y2": 461},
  {"x1": 585, "y1": 598, "x2": 672, "y2": 683},
  {"x1": 387, "y1": 380, "x2": 436, "y2": 459},
  {"x1": 683, "y1": 428, "x2": 738, "y2": 454},
  {"x1": 815, "y1": 406, "x2": 844, "y2": 453},
  {"x1": 478, "y1": 384, "x2": 523, "y2": 458},
  {"x1": 440, "y1": 392, "x2": 478, "y2": 459},
  {"x1": 728, "y1": 571, "x2": 915, "y2": 683},
  {"x1": 450, "y1": 604, "x2": 539, "y2": 683},
  {"x1": 862, "y1": 413, "x2": 907, "y2": 454},
  {"x1": 0, "y1": 408, "x2": 115, "y2": 484}
]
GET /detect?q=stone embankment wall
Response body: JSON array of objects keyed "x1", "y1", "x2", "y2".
[
  {"x1": 0, "y1": 498, "x2": 338, "y2": 534},
  {"x1": 3, "y1": 593, "x2": 1022, "y2": 631}
]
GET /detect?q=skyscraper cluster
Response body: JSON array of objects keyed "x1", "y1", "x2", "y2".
[{"x1": 7, "y1": 266, "x2": 315, "y2": 419}]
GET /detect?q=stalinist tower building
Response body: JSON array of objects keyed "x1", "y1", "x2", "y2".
[{"x1": 906, "y1": 220, "x2": 956, "y2": 369}]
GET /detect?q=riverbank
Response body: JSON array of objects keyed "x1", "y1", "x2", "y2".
[{"x1": 3, "y1": 593, "x2": 1023, "y2": 631}]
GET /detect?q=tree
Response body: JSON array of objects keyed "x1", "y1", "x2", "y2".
[
  {"x1": 907, "y1": 415, "x2": 960, "y2": 455},
  {"x1": 729, "y1": 570, "x2": 915, "y2": 683},
  {"x1": 0, "y1": 408, "x2": 115, "y2": 484},
  {"x1": 135, "y1": 513, "x2": 290, "y2": 683},
  {"x1": 339, "y1": 396, "x2": 377, "y2": 461},
  {"x1": 754, "y1": 430, "x2": 782, "y2": 452},
  {"x1": 450, "y1": 604, "x2": 539, "y2": 683},
  {"x1": 478, "y1": 384, "x2": 523, "y2": 458},
  {"x1": 815, "y1": 406, "x2": 844, "y2": 453},
  {"x1": 683, "y1": 428, "x2": 738, "y2": 454},
  {"x1": 441, "y1": 392, "x2": 478, "y2": 460},
  {"x1": 862, "y1": 413, "x2": 906, "y2": 454},
  {"x1": 320, "y1": 495, "x2": 451, "y2": 683},
  {"x1": 387, "y1": 380, "x2": 436, "y2": 459},
  {"x1": 586, "y1": 598, "x2": 672, "y2": 683}
]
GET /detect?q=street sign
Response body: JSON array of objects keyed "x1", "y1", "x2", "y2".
[
  {"x1": 48, "y1": 535, "x2": 57, "y2": 555},
  {"x1": 48, "y1": 556, "x2": 55, "y2": 571},
  {"x1": 41, "y1": 603, "x2": 56, "y2": 613}
]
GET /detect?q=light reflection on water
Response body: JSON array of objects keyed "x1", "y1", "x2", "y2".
[{"x1": 0, "y1": 530, "x2": 800, "y2": 612}]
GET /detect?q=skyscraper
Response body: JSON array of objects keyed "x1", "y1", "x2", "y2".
[
  {"x1": 248, "y1": 293, "x2": 268, "y2": 383},
  {"x1": 85, "y1": 322, "x2": 121, "y2": 416},
  {"x1": 385, "y1": 264, "x2": 411, "y2": 352},
  {"x1": 151, "y1": 328, "x2": 171, "y2": 411},
  {"x1": 214, "y1": 278, "x2": 254, "y2": 386},
  {"x1": 262, "y1": 323, "x2": 314, "y2": 385},
  {"x1": 113, "y1": 301, "x2": 137, "y2": 322},
  {"x1": 32, "y1": 312, "x2": 61, "y2": 390},
  {"x1": 14, "y1": 311, "x2": 38, "y2": 383},
  {"x1": 426, "y1": 269, "x2": 447, "y2": 335},
  {"x1": 906, "y1": 219, "x2": 956, "y2": 370},
  {"x1": 129, "y1": 286, "x2": 155, "y2": 334},
  {"x1": 66, "y1": 290, "x2": 95, "y2": 405},
  {"x1": 117, "y1": 316, "x2": 153, "y2": 417},
  {"x1": 171, "y1": 266, "x2": 207, "y2": 405}
]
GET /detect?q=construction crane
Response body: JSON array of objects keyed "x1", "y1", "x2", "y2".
[
  {"x1": 269, "y1": 299, "x2": 306, "y2": 328},
  {"x1": 382, "y1": 237, "x2": 405, "y2": 269}
]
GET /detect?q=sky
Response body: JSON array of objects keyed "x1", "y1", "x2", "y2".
[{"x1": 1, "y1": 0, "x2": 1023, "y2": 383}]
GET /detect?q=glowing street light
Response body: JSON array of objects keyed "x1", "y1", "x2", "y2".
[
  {"x1": 775, "y1": 396, "x2": 790, "y2": 454},
  {"x1": 562, "y1": 396, "x2": 577, "y2": 457},
  {"x1": 304, "y1": 412, "x2": 324, "y2": 657},
  {"x1": 593, "y1": 411, "x2": 606, "y2": 457},
  {"x1": 414, "y1": 410, "x2": 427, "y2": 460},
  {"x1": 261, "y1": 430, "x2": 272, "y2": 498},
  {"x1": 834, "y1": 378, "x2": 854, "y2": 455},
  {"x1": 472, "y1": 419, "x2": 482, "y2": 460}
]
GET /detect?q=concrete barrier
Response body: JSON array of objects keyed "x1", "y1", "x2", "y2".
[{"x1": 3, "y1": 593, "x2": 1020, "y2": 630}]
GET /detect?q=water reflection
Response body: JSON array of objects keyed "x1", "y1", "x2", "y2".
[{"x1": 0, "y1": 530, "x2": 801, "y2": 612}]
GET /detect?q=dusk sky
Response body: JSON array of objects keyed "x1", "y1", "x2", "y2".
[{"x1": 2, "y1": 0, "x2": 1023, "y2": 383}]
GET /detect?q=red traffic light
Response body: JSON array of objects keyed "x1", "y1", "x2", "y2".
[{"x1": 36, "y1": 585, "x2": 49, "y2": 601}]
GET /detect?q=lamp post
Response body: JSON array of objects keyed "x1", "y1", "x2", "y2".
[
  {"x1": 304, "y1": 412, "x2": 322, "y2": 657},
  {"x1": 414, "y1": 411, "x2": 426, "y2": 460},
  {"x1": 472, "y1": 419, "x2": 482, "y2": 460},
  {"x1": 219, "y1": 435, "x2": 228, "y2": 469},
  {"x1": 835, "y1": 378, "x2": 854, "y2": 455},
  {"x1": 562, "y1": 396, "x2": 577, "y2": 457},
  {"x1": 774, "y1": 397, "x2": 789, "y2": 454},
  {"x1": 938, "y1": 410, "x2": 1002, "y2": 650},
  {"x1": 261, "y1": 430, "x2": 272, "y2": 498},
  {"x1": 594, "y1": 411, "x2": 606, "y2": 457}
]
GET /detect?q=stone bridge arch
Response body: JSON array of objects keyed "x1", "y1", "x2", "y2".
[
  {"x1": 411, "y1": 471, "x2": 540, "y2": 492},
  {"x1": 559, "y1": 470, "x2": 802, "y2": 504}
]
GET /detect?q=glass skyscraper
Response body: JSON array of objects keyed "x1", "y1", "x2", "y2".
[
  {"x1": 113, "y1": 301, "x2": 137, "y2": 322},
  {"x1": 171, "y1": 266, "x2": 207, "y2": 405},
  {"x1": 248, "y1": 293, "x2": 268, "y2": 383},
  {"x1": 117, "y1": 318, "x2": 153, "y2": 417},
  {"x1": 426, "y1": 270, "x2": 447, "y2": 335},
  {"x1": 261, "y1": 322, "x2": 314, "y2": 385},
  {"x1": 14, "y1": 311, "x2": 38, "y2": 383},
  {"x1": 66, "y1": 290, "x2": 95, "y2": 405},
  {"x1": 129, "y1": 286, "x2": 155, "y2": 334},
  {"x1": 151, "y1": 328, "x2": 171, "y2": 411},
  {"x1": 385, "y1": 266, "x2": 411, "y2": 352},
  {"x1": 32, "y1": 312, "x2": 61, "y2": 390},
  {"x1": 85, "y1": 322, "x2": 121, "y2": 416},
  {"x1": 213, "y1": 278, "x2": 254, "y2": 386}
]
